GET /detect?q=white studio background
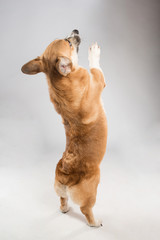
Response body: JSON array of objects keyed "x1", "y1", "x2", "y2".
[{"x1": 0, "y1": 0, "x2": 160, "y2": 240}]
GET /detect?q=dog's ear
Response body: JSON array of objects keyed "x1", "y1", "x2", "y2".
[
  {"x1": 56, "y1": 56, "x2": 72, "y2": 76},
  {"x1": 21, "y1": 57, "x2": 43, "y2": 75}
]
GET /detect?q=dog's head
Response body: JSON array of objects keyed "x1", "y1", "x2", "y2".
[{"x1": 21, "y1": 30, "x2": 81, "y2": 77}]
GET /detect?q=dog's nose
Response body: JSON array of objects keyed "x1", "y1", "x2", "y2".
[
  {"x1": 68, "y1": 29, "x2": 81, "y2": 49},
  {"x1": 72, "y1": 29, "x2": 79, "y2": 35}
]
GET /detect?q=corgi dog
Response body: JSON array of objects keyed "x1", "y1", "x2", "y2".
[{"x1": 21, "y1": 30, "x2": 107, "y2": 227}]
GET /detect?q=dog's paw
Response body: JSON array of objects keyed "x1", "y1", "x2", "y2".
[
  {"x1": 88, "y1": 42, "x2": 101, "y2": 69},
  {"x1": 88, "y1": 219, "x2": 103, "y2": 228},
  {"x1": 60, "y1": 205, "x2": 70, "y2": 214}
]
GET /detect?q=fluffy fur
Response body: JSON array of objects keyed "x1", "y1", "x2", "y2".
[{"x1": 21, "y1": 30, "x2": 107, "y2": 227}]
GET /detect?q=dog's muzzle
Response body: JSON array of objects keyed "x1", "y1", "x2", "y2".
[{"x1": 65, "y1": 29, "x2": 81, "y2": 52}]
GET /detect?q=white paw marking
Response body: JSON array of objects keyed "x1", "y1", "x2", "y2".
[
  {"x1": 88, "y1": 42, "x2": 101, "y2": 70},
  {"x1": 88, "y1": 219, "x2": 103, "y2": 228},
  {"x1": 54, "y1": 182, "x2": 68, "y2": 198}
]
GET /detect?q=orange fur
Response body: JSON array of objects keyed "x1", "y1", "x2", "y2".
[{"x1": 21, "y1": 32, "x2": 107, "y2": 227}]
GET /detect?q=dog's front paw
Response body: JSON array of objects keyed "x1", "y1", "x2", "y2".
[
  {"x1": 88, "y1": 42, "x2": 101, "y2": 69},
  {"x1": 88, "y1": 219, "x2": 103, "y2": 228}
]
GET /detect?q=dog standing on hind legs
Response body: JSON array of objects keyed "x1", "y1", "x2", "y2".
[{"x1": 21, "y1": 30, "x2": 107, "y2": 227}]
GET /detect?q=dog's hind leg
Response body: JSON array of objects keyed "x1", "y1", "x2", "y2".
[
  {"x1": 68, "y1": 173, "x2": 102, "y2": 227},
  {"x1": 60, "y1": 197, "x2": 69, "y2": 213},
  {"x1": 54, "y1": 180, "x2": 69, "y2": 213},
  {"x1": 80, "y1": 205, "x2": 102, "y2": 227}
]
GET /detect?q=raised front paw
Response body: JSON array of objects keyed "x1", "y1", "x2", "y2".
[{"x1": 88, "y1": 42, "x2": 100, "y2": 69}]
